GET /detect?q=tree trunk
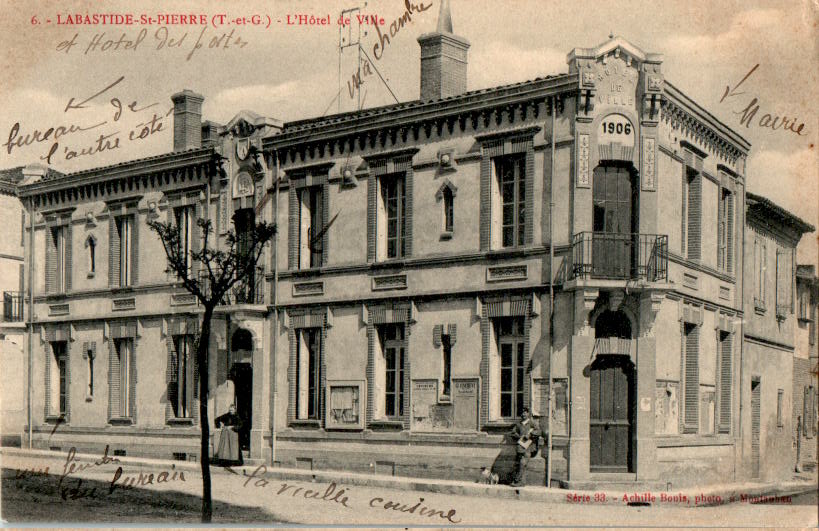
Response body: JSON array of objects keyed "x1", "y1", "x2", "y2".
[{"x1": 198, "y1": 304, "x2": 214, "y2": 523}]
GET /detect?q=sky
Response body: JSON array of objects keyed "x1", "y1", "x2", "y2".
[{"x1": 0, "y1": 0, "x2": 816, "y2": 265}]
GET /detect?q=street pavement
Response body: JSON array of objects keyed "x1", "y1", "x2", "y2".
[{"x1": 1, "y1": 448, "x2": 817, "y2": 527}]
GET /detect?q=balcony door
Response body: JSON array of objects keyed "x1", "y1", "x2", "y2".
[
  {"x1": 592, "y1": 164, "x2": 637, "y2": 278},
  {"x1": 233, "y1": 208, "x2": 256, "y2": 303}
]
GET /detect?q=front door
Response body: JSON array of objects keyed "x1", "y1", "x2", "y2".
[
  {"x1": 592, "y1": 165, "x2": 636, "y2": 278},
  {"x1": 589, "y1": 355, "x2": 634, "y2": 472},
  {"x1": 229, "y1": 363, "x2": 252, "y2": 451}
]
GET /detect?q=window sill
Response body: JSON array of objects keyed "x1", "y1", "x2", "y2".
[
  {"x1": 108, "y1": 417, "x2": 133, "y2": 426},
  {"x1": 45, "y1": 415, "x2": 66, "y2": 424},
  {"x1": 371, "y1": 259, "x2": 407, "y2": 270},
  {"x1": 291, "y1": 267, "x2": 324, "y2": 278},
  {"x1": 481, "y1": 421, "x2": 515, "y2": 434},
  {"x1": 369, "y1": 419, "x2": 404, "y2": 431},
  {"x1": 87, "y1": 272, "x2": 95, "y2": 279},
  {"x1": 167, "y1": 418, "x2": 195, "y2": 426},
  {"x1": 439, "y1": 231, "x2": 453, "y2": 241},
  {"x1": 289, "y1": 419, "x2": 321, "y2": 429},
  {"x1": 111, "y1": 287, "x2": 134, "y2": 294},
  {"x1": 485, "y1": 248, "x2": 526, "y2": 259},
  {"x1": 44, "y1": 293, "x2": 67, "y2": 301},
  {"x1": 754, "y1": 305, "x2": 766, "y2": 316},
  {"x1": 85, "y1": 396, "x2": 93, "y2": 402},
  {"x1": 797, "y1": 317, "x2": 813, "y2": 324}
]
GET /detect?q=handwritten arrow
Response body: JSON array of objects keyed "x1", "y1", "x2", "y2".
[{"x1": 65, "y1": 75, "x2": 125, "y2": 112}]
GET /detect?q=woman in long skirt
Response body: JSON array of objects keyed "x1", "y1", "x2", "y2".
[{"x1": 213, "y1": 404, "x2": 243, "y2": 466}]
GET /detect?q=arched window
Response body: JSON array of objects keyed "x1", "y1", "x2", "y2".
[
  {"x1": 85, "y1": 235, "x2": 97, "y2": 275},
  {"x1": 442, "y1": 186, "x2": 454, "y2": 233}
]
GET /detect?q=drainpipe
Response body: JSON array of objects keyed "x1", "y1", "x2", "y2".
[
  {"x1": 546, "y1": 95, "x2": 556, "y2": 488},
  {"x1": 271, "y1": 149, "x2": 280, "y2": 465},
  {"x1": 26, "y1": 197, "x2": 34, "y2": 449}
]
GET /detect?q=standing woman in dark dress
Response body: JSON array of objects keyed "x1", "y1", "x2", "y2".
[{"x1": 214, "y1": 404, "x2": 243, "y2": 466}]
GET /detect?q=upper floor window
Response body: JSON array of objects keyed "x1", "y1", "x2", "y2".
[
  {"x1": 174, "y1": 205, "x2": 194, "y2": 273},
  {"x1": 85, "y1": 236, "x2": 96, "y2": 276},
  {"x1": 298, "y1": 186, "x2": 324, "y2": 269},
  {"x1": 116, "y1": 215, "x2": 133, "y2": 287},
  {"x1": 442, "y1": 187, "x2": 454, "y2": 235},
  {"x1": 492, "y1": 155, "x2": 526, "y2": 249},
  {"x1": 717, "y1": 188, "x2": 734, "y2": 273},
  {"x1": 379, "y1": 173, "x2": 406, "y2": 260},
  {"x1": 753, "y1": 237, "x2": 767, "y2": 309},
  {"x1": 683, "y1": 167, "x2": 702, "y2": 260},
  {"x1": 775, "y1": 247, "x2": 794, "y2": 317},
  {"x1": 46, "y1": 225, "x2": 70, "y2": 293}
]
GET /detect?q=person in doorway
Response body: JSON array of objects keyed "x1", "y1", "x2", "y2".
[
  {"x1": 509, "y1": 406, "x2": 541, "y2": 487},
  {"x1": 214, "y1": 404, "x2": 243, "y2": 466}
]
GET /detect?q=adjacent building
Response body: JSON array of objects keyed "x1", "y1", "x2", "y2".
[
  {"x1": 794, "y1": 264, "x2": 818, "y2": 471},
  {"x1": 11, "y1": 2, "x2": 816, "y2": 488}
]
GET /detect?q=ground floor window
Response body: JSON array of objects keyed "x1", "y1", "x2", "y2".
[
  {"x1": 296, "y1": 328, "x2": 322, "y2": 420},
  {"x1": 111, "y1": 338, "x2": 134, "y2": 418},
  {"x1": 171, "y1": 335, "x2": 195, "y2": 418},
  {"x1": 377, "y1": 323, "x2": 405, "y2": 419},
  {"x1": 47, "y1": 341, "x2": 68, "y2": 418},
  {"x1": 496, "y1": 317, "x2": 525, "y2": 420}
]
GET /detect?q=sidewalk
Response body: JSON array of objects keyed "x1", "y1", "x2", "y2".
[{"x1": 2, "y1": 446, "x2": 816, "y2": 507}]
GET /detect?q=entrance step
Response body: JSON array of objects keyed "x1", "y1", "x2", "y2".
[{"x1": 561, "y1": 473, "x2": 666, "y2": 491}]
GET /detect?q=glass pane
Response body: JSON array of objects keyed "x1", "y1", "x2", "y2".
[
  {"x1": 501, "y1": 343, "x2": 512, "y2": 365},
  {"x1": 517, "y1": 342, "x2": 524, "y2": 367},
  {"x1": 501, "y1": 368, "x2": 512, "y2": 391},
  {"x1": 503, "y1": 226, "x2": 513, "y2": 247},
  {"x1": 501, "y1": 394, "x2": 511, "y2": 418},
  {"x1": 386, "y1": 394, "x2": 395, "y2": 416}
]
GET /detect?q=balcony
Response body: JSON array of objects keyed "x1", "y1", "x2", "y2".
[
  {"x1": 2, "y1": 291, "x2": 24, "y2": 322},
  {"x1": 571, "y1": 232, "x2": 668, "y2": 282},
  {"x1": 198, "y1": 267, "x2": 265, "y2": 306}
]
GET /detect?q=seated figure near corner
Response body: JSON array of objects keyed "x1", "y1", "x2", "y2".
[{"x1": 213, "y1": 404, "x2": 243, "y2": 466}]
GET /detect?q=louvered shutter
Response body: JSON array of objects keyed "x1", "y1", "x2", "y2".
[
  {"x1": 109, "y1": 217, "x2": 120, "y2": 287},
  {"x1": 288, "y1": 186, "x2": 299, "y2": 269},
  {"x1": 45, "y1": 227, "x2": 56, "y2": 293},
  {"x1": 479, "y1": 151, "x2": 491, "y2": 251},
  {"x1": 404, "y1": 168, "x2": 413, "y2": 258},
  {"x1": 687, "y1": 173, "x2": 701, "y2": 260},
  {"x1": 717, "y1": 190, "x2": 725, "y2": 270},
  {"x1": 129, "y1": 339, "x2": 137, "y2": 419},
  {"x1": 44, "y1": 344, "x2": 52, "y2": 417},
  {"x1": 166, "y1": 335, "x2": 177, "y2": 420},
  {"x1": 130, "y1": 214, "x2": 139, "y2": 285},
  {"x1": 321, "y1": 181, "x2": 330, "y2": 266},
  {"x1": 726, "y1": 192, "x2": 734, "y2": 273},
  {"x1": 718, "y1": 332, "x2": 732, "y2": 433},
  {"x1": 64, "y1": 224, "x2": 72, "y2": 291},
  {"x1": 683, "y1": 324, "x2": 699, "y2": 433},
  {"x1": 109, "y1": 338, "x2": 120, "y2": 418},
  {"x1": 366, "y1": 174, "x2": 377, "y2": 262}
]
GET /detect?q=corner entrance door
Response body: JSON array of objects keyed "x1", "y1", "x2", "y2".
[
  {"x1": 589, "y1": 355, "x2": 634, "y2": 472},
  {"x1": 592, "y1": 164, "x2": 637, "y2": 278},
  {"x1": 229, "y1": 363, "x2": 252, "y2": 451}
]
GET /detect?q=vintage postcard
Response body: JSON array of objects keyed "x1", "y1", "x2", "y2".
[{"x1": 0, "y1": 0, "x2": 816, "y2": 527}]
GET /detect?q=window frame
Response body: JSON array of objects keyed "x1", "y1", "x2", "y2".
[
  {"x1": 114, "y1": 337, "x2": 133, "y2": 418},
  {"x1": 379, "y1": 172, "x2": 407, "y2": 260},
  {"x1": 115, "y1": 214, "x2": 133, "y2": 287},
  {"x1": 380, "y1": 323, "x2": 406, "y2": 420},
  {"x1": 296, "y1": 327, "x2": 322, "y2": 421},
  {"x1": 174, "y1": 205, "x2": 194, "y2": 274},
  {"x1": 297, "y1": 185, "x2": 325, "y2": 269},
  {"x1": 496, "y1": 317, "x2": 526, "y2": 420},
  {"x1": 441, "y1": 333, "x2": 452, "y2": 399},
  {"x1": 492, "y1": 154, "x2": 527, "y2": 250},
  {"x1": 172, "y1": 334, "x2": 195, "y2": 419}
]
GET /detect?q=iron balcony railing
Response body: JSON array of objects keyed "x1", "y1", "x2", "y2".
[
  {"x1": 2, "y1": 291, "x2": 25, "y2": 322},
  {"x1": 197, "y1": 266, "x2": 265, "y2": 306},
  {"x1": 571, "y1": 232, "x2": 668, "y2": 282}
]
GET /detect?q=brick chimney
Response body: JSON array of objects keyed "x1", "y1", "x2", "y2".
[
  {"x1": 417, "y1": 0, "x2": 470, "y2": 101},
  {"x1": 171, "y1": 90, "x2": 204, "y2": 151}
]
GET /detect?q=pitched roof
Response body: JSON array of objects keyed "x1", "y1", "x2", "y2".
[{"x1": 746, "y1": 192, "x2": 815, "y2": 234}]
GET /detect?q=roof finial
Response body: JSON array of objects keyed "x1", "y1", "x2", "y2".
[{"x1": 437, "y1": 0, "x2": 453, "y2": 33}]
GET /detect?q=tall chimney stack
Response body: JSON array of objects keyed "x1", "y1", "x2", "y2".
[
  {"x1": 417, "y1": 0, "x2": 470, "y2": 101},
  {"x1": 171, "y1": 90, "x2": 204, "y2": 151}
]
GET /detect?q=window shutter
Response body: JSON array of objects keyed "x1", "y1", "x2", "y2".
[
  {"x1": 44, "y1": 345, "x2": 52, "y2": 417},
  {"x1": 404, "y1": 168, "x2": 413, "y2": 258},
  {"x1": 64, "y1": 342, "x2": 71, "y2": 420},
  {"x1": 129, "y1": 340, "x2": 137, "y2": 419},
  {"x1": 288, "y1": 186, "x2": 298, "y2": 269},
  {"x1": 109, "y1": 217, "x2": 120, "y2": 287},
  {"x1": 130, "y1": 214, "x2": 139, "y2": 285},
  {"x1": 166, "y1": 336, "x2": 177, "y2": 421},
  {"x1": 45, "y1": 227, "x2": 56, "y2": 293},
  {"x1": 726, "y1": 193, "x2": 734, "y2": 273},
  {"x1": 687, "y1": 173, "x2": 701, "y2": 260},
  {"x1": 680, "y1": 166, "x2": 687, "y2": 255},
  {"x1": 63, "y1": 225, "x2": 72, "y2": 291},
  {"x1": 321, "y1": 182, "x2": 330, "y2": 266},
  {"x1": 479, "y1": 151, "x2": 491, "y2": 251},
  {"x1": 683, "y1": 324, "x2": 699, "y2": 433},
  {"x1": 717, "y1": 332, "x2": 732, "y2": 433},
  {"x1": 717, "y1": 191, "x2": 725, "y2": 270},
  {"x1": 366, "y1": 174, "x2": 377, "y2": 262},
  {"x1": 109, "y1": 338, "x2": 120, "y2": 418},
  {"x1": 524, "y1": 141, "x2": 534, "y2": 245}
]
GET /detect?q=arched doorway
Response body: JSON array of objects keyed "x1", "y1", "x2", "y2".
[
  {"x1": 590, "y1": 310, "x2": 635, "y2": 472},
  {"x1": 230, "y1": 328, "x2": 253, "y2": 451},
  {"x1": 592, "y1": 163, "x2": 638, "y2": 278}
]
